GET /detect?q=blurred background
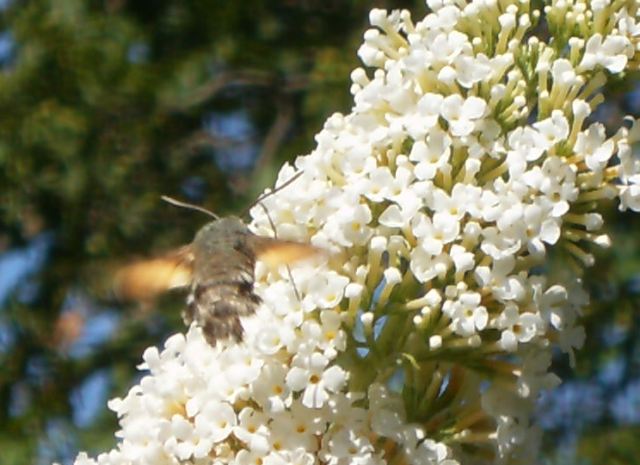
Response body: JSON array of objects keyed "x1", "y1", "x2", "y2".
[{"x1": 0, "y1": 1, "x2": 638, "y2": 464}]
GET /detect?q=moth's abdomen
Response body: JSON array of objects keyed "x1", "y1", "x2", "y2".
[{"x1": 183, "y1": 270, "x2": 260, "y2": 346}]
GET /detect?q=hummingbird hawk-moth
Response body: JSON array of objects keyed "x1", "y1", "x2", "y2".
[{"x1": 114, "y1": 173, "x2": 319, "y2": 346}]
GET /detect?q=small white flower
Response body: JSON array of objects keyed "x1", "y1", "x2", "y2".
[
  {"x1": 533, "y1": 110, "x2": 569, "y2": 147},
  {"x1": 440, "y1": 94, "x2": 487, "y2": 136},
  {"x1": 318, "y1": 310, "x2": 347, "y2": 353},
  {"x1": 449, "y1": 292, "x2": 488, "y2": 336},
  {"x1": 320, "y1": 427, "x2": 378, "y2": 465},
  {"x1": 405, "y1": 93, "x2": 444, "y2": 139},
  {"x1": 327, "y1": 203, "x2": 373, "y2": 247},
  {"x1": 495, "y1": 304, "x2": 545, "y2": 351},
  {"x1": 251, "y1": 362, "x2": 291, "y2": 412},
  {"x1": 449, "y1": 244, "x2": 475, "y2": 273},
  {"x1": 286, "y1": 352, "x2": 347, "y2": 408},
  {"x1": 269, "y1": 403, "x2": 322, "y2": 452},
  {"x1": 453, "y1": 53, "x2": 492, "y2": 88},
  {"x1": 578, "y1": 33, "x2": 632, "y2": 73},
  {"x1": 303, "y1": 271, "x2": 350, "y2": 311},
  {"x1": 430, "y1": 30, "x2": 470, "y2": 65},
  {"x1": 550, "y1": 59, "x2": 581, "y2": 91},
  {"x1": 505, "y1": 127, "x2": 546, "y2": 176},
  {"x1": 218, "y1": 345, "x2": 263, "y2": 388},
  {"x1": 575, "y1": 123, "x2": 614, "y2": 173},
  {"x1": 236, "y1": 448, "x2": 268, "y2": 465},
  {"x1": 194, "y1": 400, "x2": 236, "y2": 443},
  {"x1": 412, "y1": 211, "x2": 460, "y2": 255},
  {"x1": 409, "y1": 128, "x2": 452, "y2": 181},
  {"x1": 233, "y1": 407, "x2": 271, "y2": 453},
  {"x1": 410, "y1": 247, "x2": 451, "y2": 282},
  {"x1": 363, "y1": 167, "x2": 395, "y2": 202}
]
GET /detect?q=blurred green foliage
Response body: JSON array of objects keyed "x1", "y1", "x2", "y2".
[{"x1": 0, "y1": 1, "x2": 638, "y2": 465}]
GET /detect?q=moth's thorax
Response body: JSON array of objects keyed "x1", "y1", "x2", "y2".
[
  {"x1": 190, "y1": 216, "x2": 256, "y2": 283},
  {"x1": 192, "y1": 216, "x2": 251, "y2": 254}
]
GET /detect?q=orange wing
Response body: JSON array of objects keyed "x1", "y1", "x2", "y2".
[
  {"x1": 113, "y1": 246, "x2": 194, "y2": 302},
  {"x1": 252, "y1": 237, "x2": 322, "y2": 268}
]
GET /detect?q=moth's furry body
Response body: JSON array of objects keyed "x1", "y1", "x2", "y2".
[
  {"x1": 184, "y1": 217, "x2": 260, "y2": 345},
  {"x1": 114, "y1": 213, "x2": 320, "y2": 347}
]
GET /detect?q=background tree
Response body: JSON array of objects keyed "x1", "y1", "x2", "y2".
[{"x1": 0, "y1": 1, "x2": 638, "y2": 465}]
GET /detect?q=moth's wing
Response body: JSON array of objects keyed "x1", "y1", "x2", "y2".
[
  {"x1": 251, "y1": 237, "x2": 322, "y2": 268},
  {"x1": 113, "y1": 245, "x2": 194, "y2": 302}
]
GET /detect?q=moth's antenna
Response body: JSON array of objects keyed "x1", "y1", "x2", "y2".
[
  {"x1": 161, "y1": 195, "x2": 220, "y2": 220},
  {"x1": 241, "y1": 171, "x2": 304, "y2": 217},
  {"x1": 258, "y1": 201, "x2": 302, "y2": 302}
]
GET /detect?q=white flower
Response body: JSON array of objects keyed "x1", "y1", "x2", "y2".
[
  {"x1": 286, "y1": 352, "x2": 347, "y2": 408},
  {"x1": 440, "y1": 94, "x2": 486, "y2": 136},
  {"x1": 233, "y1": 407, "x2": 271, "y2": 453},
  {"x1": 302, "y1": 271, "x2": 350, "y2": 312},
  {"x1": 320, "y1": 427, "x2": 379, "y2": 465},
  {"x1": 218, "y1": 344, "x2": 264, "y2": 388},
  {"x1": 301, "y1": 310, "x2": 347, "y2": 356},
  {"x1": 406, "y1": 435, "x2": 452, "y2": 465},
  {"x1": 412, "y1": 211, "x2": 460, "y2": 255},
  {"x1": 409, "y1": 128, "x2": 452, "y2": 181},
  {"x1": 474, "y1": 256, "x2": 526, "y2": 302},
  {"x1": 505, "y1": 127, "x2": 546, "y2": 176},
  {"x1": 194, "y1": 400, "x2": 236, "y2": 443},
  {"x1": 251, "y1": 362, "x2": 291, "y2": 412},
  {"x1": 495, "y1": 304, "x2": 545, "y2": 351},
  {"x1": 578, "y1": 33, "x2": 632, "y2": 73},
  {"x1": 410, "y1": 247, "x2": 451, "y2": 282},
  {"x1": 533, "y1": 110, "x2": 569, "y2": 147},
  {"x1": 363, "y1": 166, "x2": 395, "y2": 202},
  {"x1": 270, "y1": 402, "x2": 323, "y2": 452},
  {"x1": 261, "y1": 449, "x2": 316, "y2": 465},
  {"x1": 550, "y1": 59, "x2": 581, "y2": 93},
  {"x1": 405, "y1": 93, "x2": 444, "y2": 139},
  {"x1": 326, "y1": 203, "x2": 373, "y2": 247},
  {"x1": 236, "y1": 448, "x2": 267, "y2": 465},
  {"x1": 576, "y1": 123, "x2": 614, "y2": 173},
  {"x1": 453, "y1": 53, "x2": 493, "y2": 88},
  {"x1": 431, "y1": 30, "x2": 471, "y2": 65},
  {"x1": 448, "y1": 291, "x2": 488, "y2": 336}
]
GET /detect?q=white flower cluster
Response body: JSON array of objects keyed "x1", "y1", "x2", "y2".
[{"x1": 70, "y1": 1, "x2": 640, "y2": 465}]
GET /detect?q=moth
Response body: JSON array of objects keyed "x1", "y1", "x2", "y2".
[{"x1": 114, "y1": 173, "x2": 319, "y2": 346}]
